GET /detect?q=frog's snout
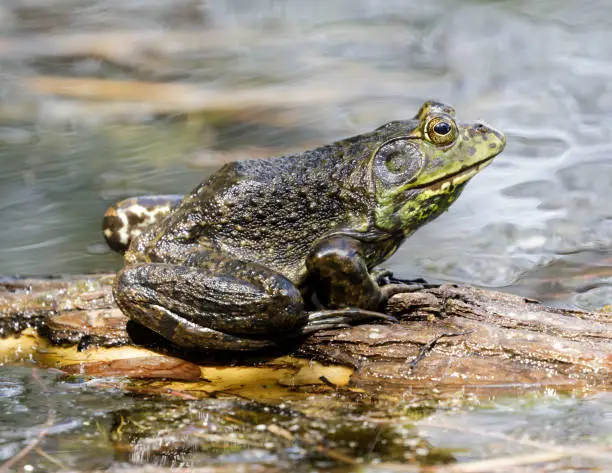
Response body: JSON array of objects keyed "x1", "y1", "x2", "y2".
[{"x1": 473, "y1": 121, "x2": 506, "y2": 151}]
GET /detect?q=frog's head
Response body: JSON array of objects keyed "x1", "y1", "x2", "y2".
[{"x1": 369, "y1": 101, "x2": 506, "y2": 238}]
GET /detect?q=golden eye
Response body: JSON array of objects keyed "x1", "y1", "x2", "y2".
[{"x1": 426, "y1": 116, "x2": 457, "y2": 146}]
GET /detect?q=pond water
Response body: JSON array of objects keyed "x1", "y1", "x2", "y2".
[{"x1": 0, "y1": 0, "x2": 611, "y2": 471}]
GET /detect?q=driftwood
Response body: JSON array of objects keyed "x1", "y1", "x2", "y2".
[{"x1": 1, "y1": 273, "x2": 610, "y2": 394}]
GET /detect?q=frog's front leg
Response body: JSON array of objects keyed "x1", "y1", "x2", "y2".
[
  {"x1": 114, "y1": 251, "x2": 307, "y2": 351},
  {"x1": 296, "y1": 236, "x2": 399, "y2": 333},
  {"x1": 306, "y1": 236, "x2": 385, "y2": 311}
]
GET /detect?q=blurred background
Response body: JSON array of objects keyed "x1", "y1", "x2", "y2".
[{"x1": 1, "y1": 0, "x2": 612, "y2": 310}]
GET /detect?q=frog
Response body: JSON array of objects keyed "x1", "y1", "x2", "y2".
[{"x1": 103, "y1": 101, "x2": 505, "y2": 351}]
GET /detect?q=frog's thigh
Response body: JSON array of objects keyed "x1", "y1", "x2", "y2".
[
  {"x1": 306, "y1": 236, "x2": 382, "y2": 310},
  {"x1": 114, "y1": 262, "x2": 306, "y2": 350}
]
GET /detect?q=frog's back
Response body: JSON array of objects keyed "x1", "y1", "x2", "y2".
[{"x1": 132, "y1": 145, "x2": 371, "y2": 284}]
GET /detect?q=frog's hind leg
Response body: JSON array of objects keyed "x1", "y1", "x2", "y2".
[
  {"x1": 113, "y1": 258, "x2": 308, "y2": 351},
  {"x1": 103, "y1": 195, "x2": 183, "y2": 253}
]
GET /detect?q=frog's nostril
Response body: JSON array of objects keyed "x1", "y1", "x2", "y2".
[{"x1": 475, "y1": 122, "x2": 489, "y2": 133}]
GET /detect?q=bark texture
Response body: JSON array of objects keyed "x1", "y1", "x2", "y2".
[{"x1": 1, "y1": 274, "x2": 610, "y2": 390}]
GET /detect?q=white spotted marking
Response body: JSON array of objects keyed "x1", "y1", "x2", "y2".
[
  {"x1": 117, "y1": 210, "x2": 131, "y2": 246},
  {"x1": 118, "y1": 203, "x2": 172, "y2": 246}
]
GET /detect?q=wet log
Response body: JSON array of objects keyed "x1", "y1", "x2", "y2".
[{"x1": 1, "y1": 273, "x2": 610, "y2": 394}]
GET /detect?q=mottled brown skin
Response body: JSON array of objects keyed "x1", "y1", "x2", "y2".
[{"x1": 105, "y1": 101, "x2": 506, "y2": 351}]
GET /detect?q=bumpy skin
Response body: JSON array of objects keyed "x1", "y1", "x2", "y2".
[{"x1": 104, "y1": 101, "x2": 506, "y2": 351}]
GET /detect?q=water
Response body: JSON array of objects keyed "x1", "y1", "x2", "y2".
[
  {"x1": 0, "y1": 0, "x2": 611, "y2": 471},
  {"x1": 1, "y1": 367, "x2": 610, "y2": 471}
]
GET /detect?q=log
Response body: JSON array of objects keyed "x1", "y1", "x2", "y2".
[{"x1": 1, "y1": 273, "x2": 610, "y2": 395}]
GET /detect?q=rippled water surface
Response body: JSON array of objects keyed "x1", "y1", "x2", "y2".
[{"x1": 0, "y1": 0, "x2": 611, "y2": 471}]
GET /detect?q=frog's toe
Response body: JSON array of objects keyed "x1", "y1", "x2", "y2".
[
  {"x1": 371, "y1": 268, "x2": 395, "y2": 285},
  {"x1": 371, "y1": 269, "x2": 431, "y2": 287},
  {"x1": 379, "y1": 282, "x2": 440, "y2": 301},
  {"x1": 372, "y1": 269, "x2": 434, "y2": 287},
  {"x1": 299, "y1": 308, "x2": 397, "y2": 335},
  {"x1": 300, "y1": 321, "x2": 352, "y2": 333}
]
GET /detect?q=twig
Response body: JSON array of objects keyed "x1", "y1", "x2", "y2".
[
  {"x1": 34, "y1": 447, "x2": 66, "y2": 470},
  {"x1": 407, "y1": 330, "x2": 474, "y2": 371}
]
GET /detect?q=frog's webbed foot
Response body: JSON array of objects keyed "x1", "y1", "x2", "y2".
[
  {"x1": 370, "y1": 268, "x2": 396, "y2": 285},
  {"x1": 372, "y1": 268, "x2": 440, "y2": 292},
  {"x1": 379, "y1": 283, "x2": 432, "y2": 301},
  {"x1": 298, "y1": 308, "x2": 398, "y2": 335}
]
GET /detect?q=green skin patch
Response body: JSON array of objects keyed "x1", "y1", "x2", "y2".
[{"x1": 371, "y1": 101, "x2": 505, "y2": 238}]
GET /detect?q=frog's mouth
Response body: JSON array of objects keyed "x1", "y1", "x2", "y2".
[{"x1": 415, "y1": 157, "x2": 495, "y2": 192}]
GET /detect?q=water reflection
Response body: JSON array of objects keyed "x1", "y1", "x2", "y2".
[{"x1": 2, "y1": 366, "x2": 610, "y2": 470}]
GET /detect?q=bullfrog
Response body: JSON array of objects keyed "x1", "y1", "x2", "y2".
[{"x1": 103, "y1": 101, "x2": 505, "y2": 351}]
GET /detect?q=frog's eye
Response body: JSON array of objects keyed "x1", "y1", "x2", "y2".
[
  {"x1": 374, "y1": 139, "x2": 424, "y2": 186},
  {"x1": 425, "y1": 116, "x2": 457, "y2": 146}
]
